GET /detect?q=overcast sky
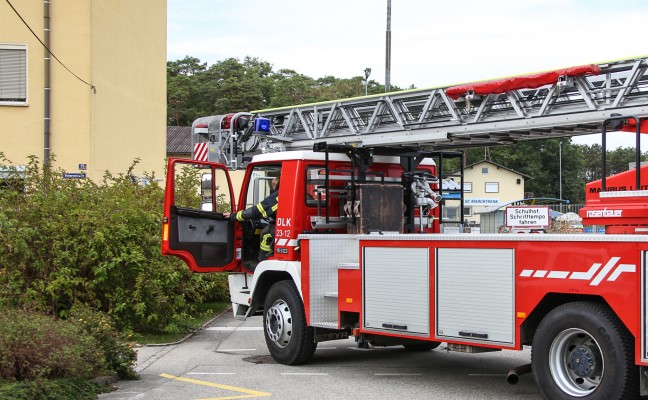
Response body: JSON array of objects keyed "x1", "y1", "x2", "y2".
[{"x1": 167, "y1": 0, "x2": 648, "y2": 148}]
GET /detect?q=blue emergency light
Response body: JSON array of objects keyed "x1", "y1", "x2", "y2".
[{"x1": 254, "y1": 117, "x2": 271, "y2": 133}]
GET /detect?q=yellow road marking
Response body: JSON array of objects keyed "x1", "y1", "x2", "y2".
[{"x1": 160, "y1": 373, "x2": 272, "y2": 400}]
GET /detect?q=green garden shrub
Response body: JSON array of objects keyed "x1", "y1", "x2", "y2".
[
  {"x1": 0, "y1": 378, "x2": 104, "y2": 400},
  {"x1": 68, "y1": 304, "x2": 137, "y2": 379},
  {"x1": 0, "y1": 310, "x2": 103, "y2": 381},
  {"x1": 0, "y1": 154, "x2": 229, "y2": 334}
]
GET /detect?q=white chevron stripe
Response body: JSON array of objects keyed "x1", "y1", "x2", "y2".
[
  {"x1": 547, "y1": 271, "x2": 570, "y2": 279},
  {"x1": 570, "y1": 263, "x2": 601, "y2": 280},
  {"x1": 590, "y1": 257, "x2": 620, "y2": 286},
  {"x1": 517, "y1": 257, "x2": 635, "y2": 286},
  {"x1": 608, "y1": 264, "x2": 636, "y2": 281}
]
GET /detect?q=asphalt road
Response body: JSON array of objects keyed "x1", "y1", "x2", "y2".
[{"x1": 100, "y1": 311, "x2": 544, "y2": 400}]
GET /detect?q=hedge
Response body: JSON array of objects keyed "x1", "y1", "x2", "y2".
[{"x1": 0, "y1": 154, "x2": 229, "y2": 333}]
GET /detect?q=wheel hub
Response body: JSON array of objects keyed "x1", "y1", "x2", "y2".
[
  {"x1": 569, "y1": 345, "x2": 599, "y2": 377},
  {"x1": 549, "y1": 328, "x2": 604, "y2": 397},
  {"x1": 265, "y1": 299, "x2": 293, "y2": 348}
]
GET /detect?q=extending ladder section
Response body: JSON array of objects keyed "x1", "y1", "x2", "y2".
[{"x1": 194, "y1": 56, "x2": 648, "y2": 169}]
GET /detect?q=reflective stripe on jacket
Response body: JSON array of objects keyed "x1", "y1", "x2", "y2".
[{"x1": 230, "y1": 191, "x2": 279, "y2": 222}]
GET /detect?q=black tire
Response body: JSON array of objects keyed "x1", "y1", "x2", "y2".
[
  {"x1": 531, "y1": 301, "x2": 638, "y2": 400},
  {"x1": 403, "y1": 341, "x2": 441, "y2": 351},
  {"x1": 263, "y1": 280, "x2": 317, "y2": 365}
]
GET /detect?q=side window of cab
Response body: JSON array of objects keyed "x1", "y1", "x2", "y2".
[{"x1": 245, "y1": 165, "x2": 282, "y2": 208}]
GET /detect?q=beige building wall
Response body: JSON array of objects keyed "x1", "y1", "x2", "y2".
[
  {"x1": 461, "y1": 161, "x2": 527, "y2": 224},
  {"x1": 0, "y1": 1, "x2": 166, "y2": 181}
]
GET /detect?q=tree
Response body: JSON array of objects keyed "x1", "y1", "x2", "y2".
[
  {"x1": 269, "y1": 69, "x2": 318, "y2": 107},
  {"x1": 167, "y1": 56, "x2": 207, "y2": 77},
  {"x1": 200, "y1": 57, "x2": 268, "y2": 114},
  {"x1": 606, "y1": 147, "x2": 644, "y2": 177},
  {"x1": 168, "y1": 74, "x2": 198, "y2": 126},
  {"x1": 581, "y1": 143, "x2": 603, "y2": 182},
  {"x1": 166, "y1": 55, "x2": 410, "y2": 125},
  {"x1": 167, "y1": 56, "x2": 208, "y2": 125}
]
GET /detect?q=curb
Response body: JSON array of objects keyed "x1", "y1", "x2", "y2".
[{"x1": 136, "y1": 306, "x2": 233, "y2": 348}]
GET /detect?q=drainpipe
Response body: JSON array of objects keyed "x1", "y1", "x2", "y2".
[{"x1": 44, "y1": 0, "x2": 51, "y2": 166}]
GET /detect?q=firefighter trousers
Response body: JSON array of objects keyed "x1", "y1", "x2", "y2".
[{"x1": 258, "y1": 224, "x2": 275, "y2": 260}]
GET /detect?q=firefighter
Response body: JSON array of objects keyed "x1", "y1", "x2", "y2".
[{"x1": 224, "y1": 177, "x2": 279, "y2": 262}]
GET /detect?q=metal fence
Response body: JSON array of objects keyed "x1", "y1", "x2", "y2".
[{"x1": 548, "y1": 203, "x2": 584, "y2": 215}]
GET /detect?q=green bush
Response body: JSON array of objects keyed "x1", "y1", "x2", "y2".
[
  {"x1": 68, "y1": 305, "x2": 137, "y2": 380},
  {"x1": 0, "y1": 378, "x2": 105, "y2": 400},
  {"x1": 0, "y1": 310, "x2": 104, "y2": 381},
  {"x1": 0, "y1": 154, "x2": 229, "y2": 333}
]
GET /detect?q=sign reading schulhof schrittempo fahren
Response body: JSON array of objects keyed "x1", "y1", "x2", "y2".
[{"x1": 505, "y1": 206, "x2": 550, "y2": 228}]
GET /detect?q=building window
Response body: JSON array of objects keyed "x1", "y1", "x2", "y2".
[
  {"x1": 0, "y1": 44, "x2": 27, "y2": 105},
  {"x1": 485, "y1": 182, "x2": 499, "y2": 193},
  {"x1": 481, "y1": 167, "x2": 489, "y2": 174},
  {"x1": 463, "y1": 182, "x2": 472, "y2": 193},
  {"x1": 443, "y1": 206, "x2": 458, "y2": 221},
  {"x1": 0, "y1": 166, "x2": 26, "y2": 193},
  {"x1": 444, "y1": 206, "x2": 472, "y2": 220}
]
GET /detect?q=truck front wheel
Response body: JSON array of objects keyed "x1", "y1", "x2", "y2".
[
  {"x1": 531, "y1": 301, "x2": 637, "y2": 400},
  {"x1": 263, "y1": 280, "x2": 317, "y2": 365}
]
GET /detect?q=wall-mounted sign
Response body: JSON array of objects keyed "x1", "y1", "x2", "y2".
[
  {"x1": 78, "y1": 163, "x2": 87, "y2": 170},
  {"x1": 63, "y1": 172, "x2": 86, "y2": 179},
  {"x1": 464, "y1": 198, "x2": 499, "y2": 206}
]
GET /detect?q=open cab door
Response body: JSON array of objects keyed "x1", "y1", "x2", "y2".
[{"x1": 162, "y1": 158, "x2": 241, "y2": 272}]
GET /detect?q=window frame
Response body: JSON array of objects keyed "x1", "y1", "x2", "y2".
[
  {"x1": 305, "y1": 165, "x2": 327, "y2": 207},
  {"x1": 0, "y1": 43, "x2": 28, "y2": 106},
  {"x1": 485, "y1": 182, "x2": 499, "y2": 193},
  {"x1": 443, "y1": 206, "x2": 458, "y2": 220},
  {"x1": 463, "y1": 182, "x2": 473, "y2": 193},
  {"x1": 244, "y1": 164, "x2": 281, "y2": 210}
]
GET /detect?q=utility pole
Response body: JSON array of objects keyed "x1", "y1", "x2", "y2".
[{"x1": 385, "y1": 0, "x2": 391, "y2": 92}]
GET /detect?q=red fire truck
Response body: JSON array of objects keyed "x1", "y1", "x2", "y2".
[{"x1": 163, "y1": 56, "x2": 648, "y2": 400}]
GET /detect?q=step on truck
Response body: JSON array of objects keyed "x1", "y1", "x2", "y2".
[{"x1": 163, "y1": 56, "x2": 648, "y2": 400}]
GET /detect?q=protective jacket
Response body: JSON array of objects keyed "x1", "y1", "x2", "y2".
[
  {"x1": 230, "y1": 191, "x2": 279, "y2": 260},
  {"x1": 230, "y1": 191, "x2": 279, "y2": 222}
]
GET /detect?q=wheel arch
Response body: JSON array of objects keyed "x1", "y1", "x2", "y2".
[
  {"x1": 248, "y1": 261, "x2": 302, "y2": 315},
  {"x1": 521, "y1": 293, "x2": 616, "y2": 345},
  {"x1": 250, "y1": 271, "x2": 292, "y2": 311}
]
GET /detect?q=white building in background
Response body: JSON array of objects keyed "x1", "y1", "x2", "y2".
[{"x1": 446, "y1": 160, "x2": 531, "y2": 225}]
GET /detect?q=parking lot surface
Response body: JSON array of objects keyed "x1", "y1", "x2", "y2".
[{"x1": 100, "y1": 311, "x2": 543, "y2": 400}]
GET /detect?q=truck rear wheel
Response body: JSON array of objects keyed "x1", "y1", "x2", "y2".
[
  {"x1": 531, "y1": 301, "x2": 637, "y2": 400},
  {"x1": 263, "y1": 280, "x2": 316, "y2": 365}
]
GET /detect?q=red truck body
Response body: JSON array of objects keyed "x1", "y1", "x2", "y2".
[{"x1": 164, "y1": 56, "x2": 648, "y2": 399}]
